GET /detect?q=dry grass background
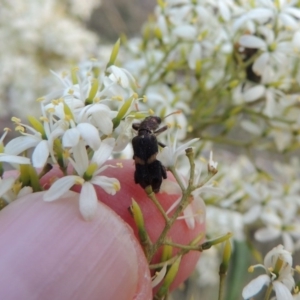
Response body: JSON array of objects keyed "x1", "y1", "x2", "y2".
[{"x1": 88, "y1": 0, "x2": 156, "y2": 41}]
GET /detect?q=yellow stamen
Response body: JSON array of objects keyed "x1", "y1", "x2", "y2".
[
  {"x1": 47, "y1": 108, "x2": 55, "y2": 114},
  {"x1": 11, "y1": 117, "x2": 21, "y2": 123},
  {"x1": 51, "y1": 99, "x2": 60, "y2": 106},
  {"x1": 111, "y1": 95, "x2": 123, "y2": 101},
  {"x1": 15, "y1": 125, "x2": 25, "y2": 132},
  {"x1": 116, "y1": 162, "x2": 123, "y2": 168},
  {"x1": 248, "y1": 266, "x2": 254, "y2": 273},
  {"x1": 39, "y1": 116, "x2": 49, "y2": 122},
  {"x1": 61, "y1": 71, "x2": 68, "y2": 78},
  {"x1": 113, "y1": 181, "x2": 121, "y2": 191},
  {"x1": 36, "y1": 97, "x2": 45, "y2": 102},
  {"x1": 75, "y1": 177, "x2": 84, "y2": 185}
]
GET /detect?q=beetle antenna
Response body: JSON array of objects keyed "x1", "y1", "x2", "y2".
[{"x1": 163, "y1": 110, "x2": 181, "y2": 120}]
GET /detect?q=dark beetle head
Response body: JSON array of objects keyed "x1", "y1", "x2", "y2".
[{"x1": 136, "y1": 116, "x2": 162, "y2": 132}]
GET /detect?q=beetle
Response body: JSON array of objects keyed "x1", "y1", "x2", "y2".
[{"x1": 131, "y1": 115, "x2": 168, "y2": 193}]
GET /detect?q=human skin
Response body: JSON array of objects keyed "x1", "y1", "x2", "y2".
[
  {"x1": 41, "y1": 159, "x2": 206, "y2": 292},
  {"x1": 0, "y1": 191, "x2": 152, "y2": 300},
  {"x1": 0, "y1": 159, "x2": 205, "y2": 299}
]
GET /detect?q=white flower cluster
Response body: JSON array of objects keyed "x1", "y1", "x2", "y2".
[
  {"x1": 213, "y1": 154, "x2": 300, "y2": 253},
  {"x1": 121, "y1": 0, "x2": 300, "y2": 151},
  {"x1": 0, "y1": 56, "x2": 146, "y2": 220},
  {"x1": 0, "y1": 50, "x2": 212, "y2": 222},
  {"x1": 0, "y1": 0, "x2": 101, "y2": 118}
]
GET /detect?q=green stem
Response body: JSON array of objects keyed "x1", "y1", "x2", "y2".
[
  {"x1": 168, "y1": 166, "x2": 185, "y2": 192},
  {"x1": 150, "y1": 232, "x2": 204, "y2": 269},
  {"x1": 163, "y1": 240, "x2": 201, "y2": 251},
  {"x1": 218, "y1": 272, "x2": 226, "y2": 300},
  {"x1": 264, "y1": 283, "x2": 273, "y2": 300},
  {"x1": 146, "y1": 187, "x2": 169, "y2": 222},
  {"x1": 147, "y1": 186, "x2": 192, "y2": 261},
  {"x1": 186, "y1": 148, "x2": 195, "y2": 188}
]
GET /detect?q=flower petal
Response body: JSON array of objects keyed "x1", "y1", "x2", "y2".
[
  {"x1": 32, "y1": 140, "x2": 49, "y2": 168},
  {"x1": 91, "y1": 111, "x2": 113, "y2": 136},
  {"x1": 63, "y1": 128, "x2": 80, "y2": 148},
  {"x1": 252, "y1": 52, "x2": 269, "y2": 76},
  {"x1": 282, "y1": 232, "x2": 294, "y2": 253},
  {"x1": 0, "y1": 177, "x2": 15, "y2": 198},
  {"x1": 255, "y1": 227, "x2": 281, "y2": 242},
  {"x1": 173, "y1": 25, "x2": 197, "y2": 40},
  {"x1": 242, "y1": 275, "x2": 270, "y2": 299},
  {"x1": 0, "y1": 154, "x2": 30, "y2": 165},
  {"x1": 182, "y1": 204, "x2": 195, "y2": 230},
  {"x1": 71, "y1": 141, "x2": 89, "y2": 176},
  {"x1": 243, "y1": 85, "x2": 266, "y2": 102},
  {"x1": 264, "y1": 245, "x2": 292, "y2": 268},
  {"x1": 80, "y1": 182, "x2": 98, "y2": 221},
  {"x1": 77, "y1": 123, "x2": 101, "y2": 151},
  {"x1": 91, "y1": 176, "x2": 120, "y2": 195},
  {"x1": 151, "y1": 264, "x2": 167, "y2": 288},
  {"x1": 5, "y1": 136, "x2": 39, "y2": 155},
  {"x1": 188, "y1": 43, "x2": 202, "y2": 70},
  {"x1": 160, "y1": 180, "x2": 182, "y2": 195},
  {"x1": 273, "y1": 281, "x2": 293, "y2": 300},
  {"x1": 239, "y1": 35, "x2": 266, "y2": 49},
  {"x1": 243, "y1": 204, "x2": 262, "y2": 224},
  {"x1": 176, "y1": 138, "x2": 200, "y2": 160},
  {"x1": 92, "y1": 138, "x2": 115, "y2": 167},
  {"x1": 44, "y1": 176, "x2": 79, "y2": 201}
]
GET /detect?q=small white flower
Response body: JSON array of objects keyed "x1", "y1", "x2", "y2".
[
  {"x1": 44, "y1": 138, "x2": 120, "y2": 220},
  {"x1": 107, "y1": 65, "x2": 137, "y2": 90},
  {"x1": 242, "y1": 83, "x2": 287, "y2": 118},
  {"x1": 254, "y1": 216, "x2": 300, "y2": 253},
  {"x1": 161, "y1": 165, "x2": 224, "y2": 230},
  {"x1": 242, "y1": 245, "x2": 294, "y2": 300},
  {"x1": 157, "y1": 131, "x2": 199, "y2": 168},
  {"x1": 239, "y1": 30, "x2": 290, "y2": 81},
  {"x1": 5, "y1": 118, "x2": 64, "y2": 168},
  {"x1": 234, "y1": 1, "x2": 300, "y2": 31},
  {"x1": 77, "y1": 103, "x2": 114, "y2": 136}
]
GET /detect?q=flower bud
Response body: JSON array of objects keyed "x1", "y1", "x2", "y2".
[
  {"x1": 156, "y1": 256, "x2": 182, "y2": 297},
  {"x1": 106, "y1": 38, "x2": 120, "y2": 69}
]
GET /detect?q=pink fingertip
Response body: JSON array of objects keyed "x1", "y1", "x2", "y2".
[{"x1": 0, "y1": 192, "x2": 152, "y2": 300}]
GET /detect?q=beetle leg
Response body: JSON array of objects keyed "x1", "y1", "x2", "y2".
[
  {"x1": 158, "y1": 141, "x2": 166, "y2": 148},
  {"x1": 132, "y1": 123, "x2": 140, "y2": 131},
  {"x1": 161, "y1": 163, "x2": 167, "y2": 179},
  {"x1": 154, "y1": 125, "x2": 168, "y2": 135}
]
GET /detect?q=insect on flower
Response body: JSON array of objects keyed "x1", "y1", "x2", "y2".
[{"x1": 131, "y1": 111, "x2": 180, "y2": 193}]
